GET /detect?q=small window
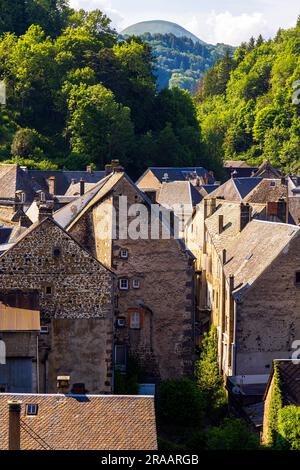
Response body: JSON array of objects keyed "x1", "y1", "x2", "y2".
[
  {"x1": 119, "y1": 279, "x2": 129, "y2": 290},
  {"x1": 115, "y1": 345, "x2": 127, "y2": 372},
  {"x1": 120, "y1": 249, "x2": 129, "y2": 259},
  {"x1": 270, "y1": 181, "x2": 276, "y2": 187},
  {"x1": 26, "y1": 404, "x2": 38, "y2": 416},
  {"x1": 117, "y1": 318, "x2": 126, "y2": 328},
  {"x1": 132, "y1": 279, "x2": 141, "y2": 289},
  {"x1": 53, "y1": 247, "x2": 61, "y2": 258},
  {"x1": 130, "y1": 312, "x2": 141, "y2": 330},
  {"x1": 45, "y1": 286, "x2": 52, "y2": 295},
  {"x1": 296, "y1": 272, "x2": 300, "y2": 286}
]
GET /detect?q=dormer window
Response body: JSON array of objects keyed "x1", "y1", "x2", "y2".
[
  {"x1": 120, "y1": 249, "x2": 129, "y2": 259},
  {"x1": 26, "y1": 404, "x2": 38, "y2": 416}
]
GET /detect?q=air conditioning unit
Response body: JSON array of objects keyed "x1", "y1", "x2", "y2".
[
  {"x1": 40, "y1": 326, "x2": 49, "y2": 334},
  {"x1": 117, "y1": 318, "x2": 126, "y2": 328}
]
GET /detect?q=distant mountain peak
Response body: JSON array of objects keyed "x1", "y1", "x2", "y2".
[{"x1": 120, "y1": 20, "x2": 205, "y2": 44}]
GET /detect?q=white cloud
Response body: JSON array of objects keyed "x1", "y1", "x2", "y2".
[
  {"x1": 184, "y1": 11, "x2": 271, "y2": 46},
  {"x1": 69, "y1": 0, "x2": 126, "y2": 30}
]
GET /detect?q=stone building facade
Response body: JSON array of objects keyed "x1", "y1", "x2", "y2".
[
  {"x1": 56, "y1": 171, "x2": 195, "y2": 383},
  {"x1": 0, "y1": 217, "x2": 114, "y2": 394},
  {"x1": 185, "y1": 197, "x2": 300, "y2": 393}
]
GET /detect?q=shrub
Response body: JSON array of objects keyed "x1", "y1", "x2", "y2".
[
  {"x1": 206, "y1": 418, "x2": 260, "y2": 450},
  {"x1": 277, "y1": 406, "x2": 300, "y2": 450},
  {"x1": 157, "y1": 378, "x2": 205, "y2": 426}
]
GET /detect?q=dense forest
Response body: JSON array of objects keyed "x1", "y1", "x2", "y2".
[
  {"x1": 196, "y1": 19, "x2": 300, "y2": 174},
  {"x1": 0, "y1": 0, "x2": 214, "y2": 178},
  {"x1": 138, "y1": 33, "x2": 233, "y2": 91},
  {"x1": 0, "y1": 1, "x2": 299, "y2": 177}
]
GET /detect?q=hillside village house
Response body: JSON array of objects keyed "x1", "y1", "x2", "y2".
[
  {"x1": 53, "y1": 169, "x2": 196, "y2": 384},
  {"x1": 0, "y1": 215, "x2": 114, "y2": 394},
  {"x1": 185, "y1": 196, "x2": 300, "y2": 397}
]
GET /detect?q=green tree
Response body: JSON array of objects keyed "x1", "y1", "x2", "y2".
[
  {"x1": 206, "y1": 418, "x2": 260, "y2": 450},
  {"x1": 277, "y1": 406, "x2": 300, "y2": 450},
  {"x1": 11, "y1": 127, "x2": 48, "y2": 160},
  {"x1": 66, "y1": 83, "x2": 134, "y2": 168}
]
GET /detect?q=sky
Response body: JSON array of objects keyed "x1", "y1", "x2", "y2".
[{"x1": 69, "y1": 0, "x2": 300, "y2": 46}]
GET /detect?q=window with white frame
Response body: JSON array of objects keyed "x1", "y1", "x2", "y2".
[
  {"x1": 119, "y1": 278, "x2": 129, "y2": 290},
  {"x1": 120, "y1": 249, "x2": 129, "y2": 259},
  {"x1": 26, "y1": 404, "x2": 38, "y2": 416},
  {"x1": 130, "y1": 312, "x2": 141, "y2": 330}
]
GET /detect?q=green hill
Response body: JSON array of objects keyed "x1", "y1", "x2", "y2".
[
  {"x1": 121, "y1": 21, "x2": 233, "y2": 92},
  {"x1": 196, "y1": 20, "x2": 300, "y2": 174},
  {"x1": 121, "y1": 20, "x2": 203, "y2": 44}
]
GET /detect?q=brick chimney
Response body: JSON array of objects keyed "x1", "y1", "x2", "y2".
[
  {"x1": 239, "y1": 203, "x2": 251, "y2": 232},
  {"x1": 8, "y1": 401, "x2": 22, "y2": 451},
  {"x1": 48, "y1": 176, "x2": 56, "y2": 196},
  {"x1": 38, "y1": 202, "x2": 54, "y2": 223},
  {"x1": 80, "y1": 178, "x2": 85, "y2": 196},
  {"x1": 105, "y1": 159, "x2": 123, "y2": 176}
]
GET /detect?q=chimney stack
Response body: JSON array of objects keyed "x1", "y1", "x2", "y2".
[
  {"x1": 86, "y1": 165, "x2": 93, "y2": 174},
  {"x1": 218, "y1": 214, "x2": 224, "y2": 234},
  {"x1": 8, "y1": 401, "x2": 22, "y2": 451},
  {"x1": 80, "y1": 178, "x2": 85, "y2": 196},
  {"x1": 239, "y1": 203, "x2": 251, "y2": 232},
  {"x1": 48, "y1": 176, "x2": 56, "y2": 196},
  {"x1": 222, "y1": 249, "x2": 227, "y2": 265},
  {"x1": 57, "y1": 376, "x2": 70, "y2": 394},
  {"x1": 38, "y1": 202, "x2": 54, "y2": 223}
]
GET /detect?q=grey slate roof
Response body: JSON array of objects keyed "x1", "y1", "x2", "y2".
[
  {"x1": 138, "y1": 167, "x2": 215, "y2": 185},
  {"x1": 157, "y1": 181, "x2": 203, "y2": 210},
  {"x1": 265, "y1": 360, "x2": 300, "y2": 406},
  {"x1": 27, "y1": 169, "x2": 106, "y2": 195},
  {"x1": 0, "y1": 164, "x2": 44, "y2": 201}
]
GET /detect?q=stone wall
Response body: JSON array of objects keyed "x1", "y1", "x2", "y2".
[{"x1": 0, "y1": 218, "x2": 114, "y2": 393}]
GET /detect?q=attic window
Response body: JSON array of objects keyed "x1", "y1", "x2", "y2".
[
  {"x1": 296, "y1": 272, "x2": 300, "y2": 286},
  {"x1": 270, "y1": 181, "x2": 276, "y2": 187},
  {"x1": 26, "y1": 404, "x2": 38, "y2": 416}
]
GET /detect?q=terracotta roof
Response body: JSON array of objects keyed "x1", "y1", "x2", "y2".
[
  {"x1": 264, "y1": 360, "x2": 300, "y2": 406},
  {"x1": 0, "y1": 394, "x2": 157, "y2": 450}
]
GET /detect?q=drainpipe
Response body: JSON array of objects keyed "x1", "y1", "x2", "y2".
[
  {"x1": 8, "y1": 401, "x2": 22, "y2": 451},
  {"x1": 36, "y1": 334, "x2": 40, "y2": 394},
  {"x1": 232, "y1": 300, "x2": 237, "y2": 377}
]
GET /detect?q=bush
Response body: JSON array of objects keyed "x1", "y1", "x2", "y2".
[
  {"x1": 206, "y1": 418, "x2": 260, "y2": 450},
  {"x1": 157, "y1": 378, "x2": 205, "y2": 426},
  {"x1": 276, "y1": 406, "x2": 300, "y2": 450},
  {"x1": 195, "y1": 327, "x2": 228, "y2": 419}
]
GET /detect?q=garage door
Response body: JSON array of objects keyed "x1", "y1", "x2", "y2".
[{"x1": 0, "y1": 358, "x2": 33, "y2": 393}]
